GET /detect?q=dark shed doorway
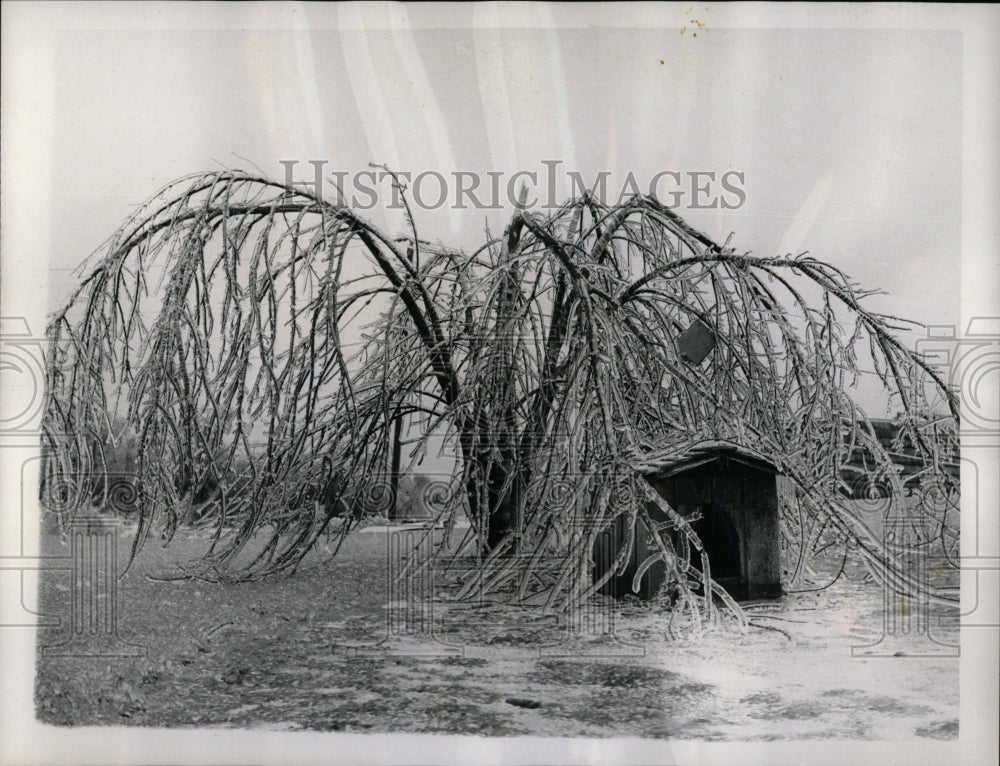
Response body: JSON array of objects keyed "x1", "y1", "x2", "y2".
[
  {"x1": 593, "y1": 440, "x2": 783, "y2": 601},
  {"x1": 688, "y1": 500, "x2": 743, "y2": 596}
]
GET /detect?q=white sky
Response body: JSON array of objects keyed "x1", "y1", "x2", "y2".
[
  {"x1": 4, "y1": 3, "x2": 992, "y2": 417},
  {"x1": 34, "y1": 11, "x2": 967, "y2": 416},
  {"x1": 39, "y1": 11, "x2": 963, "y2": 339}
]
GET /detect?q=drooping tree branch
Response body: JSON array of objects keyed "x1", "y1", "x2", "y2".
[{"x1": 42, "y1": 170, "x2": 959, "y2": 622}]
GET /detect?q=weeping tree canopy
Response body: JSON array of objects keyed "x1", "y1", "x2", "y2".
[{"x1": 42, "y1": 168, "x2": 959, "y2": 620}]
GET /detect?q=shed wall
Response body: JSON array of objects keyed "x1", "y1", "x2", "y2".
[{"x1": 593, "y1": 456, "x2": 782, "y2": 601}]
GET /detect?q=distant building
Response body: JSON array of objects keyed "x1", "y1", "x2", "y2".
[{"x1": 841, "y1": 417, "x2": 959, "y2": 498}]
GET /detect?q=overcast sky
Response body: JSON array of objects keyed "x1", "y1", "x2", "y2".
[
  {"x1": 5, "y1": 2, "x2": 995, "y2": 420},
  {"x1": 37, "y1": 8, "x2": 964, "y2": 332}
]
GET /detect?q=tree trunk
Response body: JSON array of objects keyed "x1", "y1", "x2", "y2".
[{"x1": 388, "y1": 413, "x2": 403, "y2": 521}]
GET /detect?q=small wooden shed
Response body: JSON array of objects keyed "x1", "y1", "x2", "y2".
[{"x1": 594, "y1": 440, "x2": 783, "y2": 601}]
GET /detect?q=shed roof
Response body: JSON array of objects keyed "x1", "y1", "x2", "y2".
[{"x1": 633, "y1": 439, "x2": 779, "y2": 478}]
